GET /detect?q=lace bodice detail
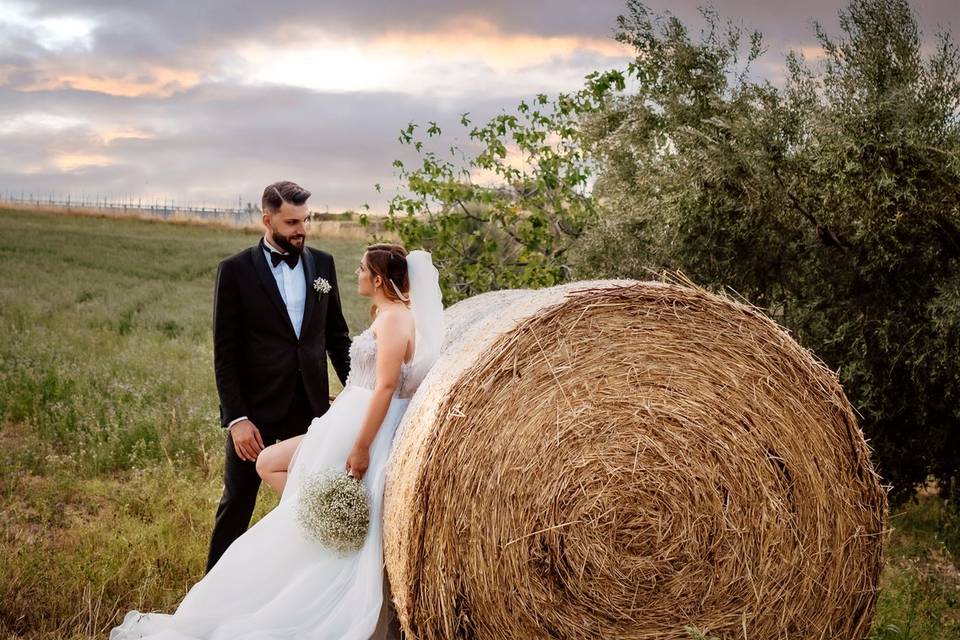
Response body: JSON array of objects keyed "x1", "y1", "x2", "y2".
[{"x1": 344, "y1": 328, "x2": 417, "y2": 398}]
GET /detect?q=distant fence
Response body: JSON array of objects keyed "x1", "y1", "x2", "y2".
[{"x1": 0, "y1": 196, "x2": 392, "y2": 240}]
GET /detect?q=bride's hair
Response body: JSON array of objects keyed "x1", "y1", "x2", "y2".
[{"x1": 365, "y1": 243, "x2": 410, "y2": 313}]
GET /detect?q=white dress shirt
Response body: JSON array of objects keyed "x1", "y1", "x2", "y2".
[{"x1": 262, "y1": 240, "x2": 306, "y2": 338}]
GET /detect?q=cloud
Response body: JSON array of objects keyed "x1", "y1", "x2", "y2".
[
  {"x1": 12, "y1": 65, "x2": 203, "y2": 97},
  {"x1": 232, "y1": 32, "x2": 630, "y2": 102},
  {"x1": 0, "y1": 83, "x2": 521, "y2": 210},
  {"x1": 25, "y1": 0, "x2": 627, "y2": 45},
  {"x1": 1, "y1": 0, "x2": 957, "y2": 211},
  {"x1": 5, "y1": 0, "x2": 629, "y2": 93},
  {"x1": 0, "y1": 2, "x2": 95, "y2": 50},
  {"x1": 2, "y1": 1, "x2": 634, "y2": 100},
  {"x1": 51, "y1": 152, "x2": 113, "y2": 171},
  {"x1": 0, "y1": 1, "x2": 638, "y2": 210}
]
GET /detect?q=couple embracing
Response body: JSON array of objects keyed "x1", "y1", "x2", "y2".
[{"x1": 112, "y1": 180, "x2": 444, "y2": 639}]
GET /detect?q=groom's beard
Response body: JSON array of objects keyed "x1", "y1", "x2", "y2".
[{"x1": 270, "y1": 229, "x2": 305, "y2": 255}]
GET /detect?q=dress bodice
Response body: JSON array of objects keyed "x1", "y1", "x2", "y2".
[{"x1": 345, "y1": 328, "x2": 417, "y2": 398}]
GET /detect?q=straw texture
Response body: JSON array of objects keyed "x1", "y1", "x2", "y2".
[{"x1": 383, "y1": 280, "x2": 887, "y2": 639}]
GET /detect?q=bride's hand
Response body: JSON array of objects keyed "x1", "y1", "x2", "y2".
[{"x1": 345, "y1": 445, "x2": 370, "y2": 480}]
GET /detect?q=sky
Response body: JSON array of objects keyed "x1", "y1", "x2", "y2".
[{"x1": 0, "y1": 0, "x2": 957, "y2": 212}]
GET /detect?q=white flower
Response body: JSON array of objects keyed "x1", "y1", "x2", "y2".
[
  {"x1": 313, "y1": 277, "x2": 332, "y2": 297},
  {"x1": 296, "y1": 471, "x2": 370, "y2": 553}
]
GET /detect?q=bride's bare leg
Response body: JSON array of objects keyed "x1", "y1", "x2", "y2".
[{"x1": 256, "y1": 435, "x2": 304, "y2": 494}]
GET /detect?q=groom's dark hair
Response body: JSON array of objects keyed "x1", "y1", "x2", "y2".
[{"x1": 262, "y1": 180, "x2": 311, "y2": 214}]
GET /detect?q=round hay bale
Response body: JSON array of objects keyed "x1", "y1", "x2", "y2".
[{"x1": 384, "y1": 280, "x2": 887, "y2": 639}]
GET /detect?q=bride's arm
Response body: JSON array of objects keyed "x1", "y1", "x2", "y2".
[{"x1": 345, "y1": 311, "x2": 408, "y2": 480}]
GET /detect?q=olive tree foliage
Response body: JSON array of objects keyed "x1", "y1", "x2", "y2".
[
  {"x1": 379, "y1": 73, "x2": 623, "y2": 304},
  {"x1": 574, "y1": 0, "x2": 960, "y2": 501}
]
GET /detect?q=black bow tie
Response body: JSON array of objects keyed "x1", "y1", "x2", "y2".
[{"x1": 268, "y1": 249, "x2": 299, "y2": 270}]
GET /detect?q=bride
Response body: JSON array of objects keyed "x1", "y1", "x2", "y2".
[{"x1": 111, "y1": 244, "x2": 444, "y2": 640}]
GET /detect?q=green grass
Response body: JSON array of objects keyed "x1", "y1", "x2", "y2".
[
  {"x1": 0, "y1": 208, "x2": 370, "y2": 478},
  {"x1": 870, "y1": 494, "x2": 960, "y2": 639},
  {"x1": 0, "y1": 207, "x2": 957, "y2": 639},
  {"x1": 0, "y1": 208, "x2": 370, "y2": 638}
]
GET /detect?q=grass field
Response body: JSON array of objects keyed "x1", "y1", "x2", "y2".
[{"x1": 0, "y1": 207, "x2": 957, "y2": 639}]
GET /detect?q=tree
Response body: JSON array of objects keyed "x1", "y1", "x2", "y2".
[
  {"x1": 574, "y1": 0, "x2": 960, "y2": 501},
  {"x1": 381, "y1": 73, "x2": 623, "y2": 303}
]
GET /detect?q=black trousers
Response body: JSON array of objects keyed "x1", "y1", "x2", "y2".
[{"x1": 205, "y1": 377, "x2": 315, "y2": 573}]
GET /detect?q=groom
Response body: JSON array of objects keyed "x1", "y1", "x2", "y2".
[{"x1": 207, "y1": 180, "x2": 352, "y2": 572}]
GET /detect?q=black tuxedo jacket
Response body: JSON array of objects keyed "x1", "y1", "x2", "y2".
[{"x1": 212, "y1": 242, "x2": 352, "y2": 429}]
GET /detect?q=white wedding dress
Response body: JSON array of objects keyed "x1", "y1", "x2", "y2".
[{"x1": 111, "y1": 251, "x2": 444, "y2": 640}]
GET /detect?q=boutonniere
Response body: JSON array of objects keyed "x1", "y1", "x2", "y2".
[{"x1": 313, "y1": 277, "x2": 332, "y2": 299}]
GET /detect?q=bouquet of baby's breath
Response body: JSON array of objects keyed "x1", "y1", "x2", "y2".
[{"x1": 296, "y1": 471, "x2": 370, "y2": 553}]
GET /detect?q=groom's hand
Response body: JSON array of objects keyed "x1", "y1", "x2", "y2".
[{"x1": 230, "y1": 420, "x2": 265, "y2": 462}]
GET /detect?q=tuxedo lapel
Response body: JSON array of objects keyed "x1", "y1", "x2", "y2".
[
  {"x1": 250, "y1": 245, "x2": 297, "y2": 337},
  {"x1": 300, "y1": 248, "x2": 319, "y2": 339}
]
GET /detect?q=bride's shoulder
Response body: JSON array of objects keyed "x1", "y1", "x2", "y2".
[
  {"x1": 371, "y1": 304, "x2": 414, "y2": 334},
  {"x1": 376, "y1": 302, "x2": 413, "y2": 321}
]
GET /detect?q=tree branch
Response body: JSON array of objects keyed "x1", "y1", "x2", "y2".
[
  {"x1": 455, "y1": 198, "x2": 527, "y2": 247},
  {"x1": 772, "y1": 166, "x2": 851, "y2": 249}
]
